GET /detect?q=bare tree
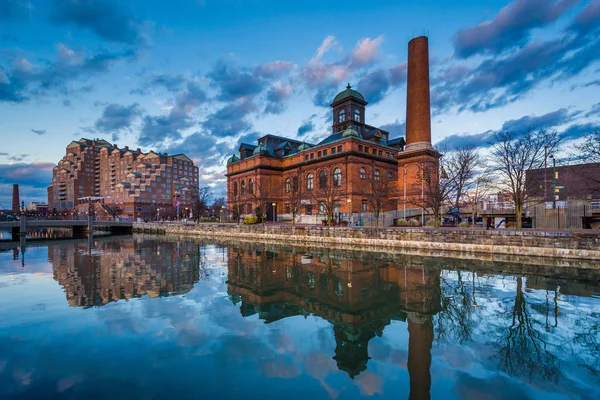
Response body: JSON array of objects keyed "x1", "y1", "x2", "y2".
[
  {"x1": 280, "y1": 172, "x2": 303, "y2": 226},
  {"x1": 357, "y1": 170, "x2": 397, "y2": 228},
  {"x1": 445, "y1": 146, "x2": 482, "y2": 210},
  {"x1": 462, "y1": 173, "x2": 494, "y2": 227},
  {"x1": 489, "y1": 129, "x2": 560, "y2": 230},
  {"x1": 418, "y1": 159, "x2": 458, "y2": 228},
  {"x1": 211, "y1": 196, "x2": 226, "y2": 216},
  {"x1": 573, "y1": 128, "x2": 600, "y2": 163},
  {"x1": 310, "y1": 171, "x2": 343, "y2": 226},
  {"x1": 189, "y1": 185, "x2": 211, "y2": 220}
]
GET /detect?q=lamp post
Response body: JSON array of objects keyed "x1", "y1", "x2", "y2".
[{"x1": 346, "y1": 198, "x2": 351, "y2": 225}]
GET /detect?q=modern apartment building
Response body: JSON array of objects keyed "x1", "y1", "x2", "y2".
[{"x1": 48, "y1": 138, "x2": 199, "y2": 220}]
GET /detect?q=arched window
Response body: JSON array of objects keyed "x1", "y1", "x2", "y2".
[
  {"x1": 233, "y1": 181, "x2": 238, "y2": 196},
  {"x1": 359, "y1": 167, "x2": 366, "y2": 180},
  {"x1": 319, "y1": 170, "x2": 327, "y2": 188},
  {"x1": 241, "y1": 180, "x2": 246, "y2": 196},
  {"x1": 285, "y1": 178, "x2": 291, "y2": 193},
  {"x1": 339, "y1": 109, "x2": 345, "y2": 123},
  {"x1": 292, "y1": 176, "x2": 298, "y2": 192},
  {"x1": 248, "y1": 178, "x2": 253, "y2": 194},
  {"x1": 374, "y1": 170, "x2": 380, "y2": 181},
  {"x1": 307, "y1": 173, "x2": 314, "y2": 190},
  {"x1": 333, "y1": 168, "x2": 342, "y2": 187},
  {"x1": 354, "y1": 109, "x2": 360, "y2": 122},
  {"x1": 387, "y1": 170, "x2": 393, "y2": 179}
]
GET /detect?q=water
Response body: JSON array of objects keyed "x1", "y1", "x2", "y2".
[{"x1": 0, "y1": 236, "x2": 599, "y2": 399}]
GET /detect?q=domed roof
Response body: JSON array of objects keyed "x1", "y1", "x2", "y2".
[
  {"x1": 342, "y1": 127, "x2": 360, "y2": 138},
  {"x1": 332, "y1": 84, "x2": 366, "y2": 104},
  {"x1": 227, "y1": 154, "x2": 240, "y2": 165},
  {"x1": 253, "y1": 143, "x2": 269, "y2": 156},
  {"x1": 297, "y1": 142, "x2": 311, "y2": 151}
]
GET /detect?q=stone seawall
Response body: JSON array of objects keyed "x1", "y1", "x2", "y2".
[{"x1": 134, "y1": 223, "x2": 600, "y2": 261}]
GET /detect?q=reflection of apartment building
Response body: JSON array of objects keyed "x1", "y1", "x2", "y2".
[
  {"x1": 49, "y1": 238, "x2": 201, "y2": 307},
  {"x1": 226, "y1": 247, "x2": 440, "y2": 383},
  {"x1": 48, "y1": 138, "x2": 199, "y2": 220}
]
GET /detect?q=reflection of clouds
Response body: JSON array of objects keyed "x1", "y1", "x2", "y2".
[
  {"x1": 454, "y1": 371, "x2": 531, "y2": 400},
  {"x1": 57, "y1": 374, "x2": 83, "y2": 393},
  {"x1": 354, "y1": 371, "x2": 383, "y2": 396},
  {"x1": 260, "y1": 358, "x2": 302, "y2": 379}
]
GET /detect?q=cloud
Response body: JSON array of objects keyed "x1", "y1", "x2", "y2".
[
  {"x1": 94, "y1": 103, "x2": 142, "y2": 134},
  {"x1": 138, "y1": 82, "x2": 207, "y2": 146},
  {"x1": 583, "y1": 79, "x2": 600, "y2": 87},
  {"x1": 264, "y1": 81, "x2": 293, "y2": 114},
  {"x1": 434, "y1": 130, "x2": 495, "y2": 151},
  {"x1": 166, "y1": 131, "x2": 231, "y2": 168},
  {"x1": 453, "y1": 0, "x2": 579, "y2": 58},
  {"x1": 379, "y1": 120, "x2": 406, "y2": 137},
  {"x1": 585, "y1": 102, "x2": 600, "y2": 118},
  {"x1": 0, "y1": 162, "x2": 54, "y2": 188},
  {"x1": 567, "y1": 0, "x2": 600, "y2": 36},
  {"x1": 356, "y1": 62, "x2": 406, "y2": 104},
  {"x1": 500, "y1": 108, "x2": 577, "y2": 132},
  {"x1": 201, "y1": 97, "x2": 257, "y2": 137},
  {"x1": 256, "y1": 61, "x2": 295, "y2": 78},
  {"x1": 207, "y1": 60, "x2": 266, "y2": 102},
  {"x1": 50, "y1": 0, "x2": 149, "y2": 46},
  {"x1": 131, "y1": 73, "x2": 187, "y2": 95},
  {"x1": 560, "y1": 122, "x2": 600, "y2": 141},
  {"x1": 351, "y1": 35, "x2": 384, "y2": 67},
  {"x1": 0, "y1": 0, "x2": 31, "y2": 21},
  {"x1": 0, "y1": 45, "x2": 137, "y2": 103},
  {"x1": 31, "y1": 129, "x2": 46, "y2": 135},
  {"x1": 297, "y1": 120, "x2": 315, "y2": 137},
  {"x1": 8, "y1": 154, "x2": 29, "y2": 162}
]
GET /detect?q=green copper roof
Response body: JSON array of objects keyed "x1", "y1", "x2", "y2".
[
  {"x1": 227, "y1": 154, "x2": 240, "y2": 165},
  {"x1": 332, "y1": 84, "x2": 366, "y2": 104},
  {"x1": 297, "y1": 142, "x2": 311, "y2": 151},
  {"x1": 342, "y1": 127, "x2": 360, "y2": 138},
  {"x1": 253, "y1": 143, "x2": 269, "y2": 155}
]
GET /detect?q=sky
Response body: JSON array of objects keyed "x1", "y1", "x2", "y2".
[{"x1": 0, "y1": 0, "x2": 599, "y2": 207}]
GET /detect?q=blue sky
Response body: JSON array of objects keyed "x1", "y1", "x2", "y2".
[{"x1": 0, "y1": 0, "x2": 599, "y2": 207}]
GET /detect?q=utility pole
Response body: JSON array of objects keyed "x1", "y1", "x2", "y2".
[{"x1": 550, "y1": 155, "x2": 556, "y2": 209}]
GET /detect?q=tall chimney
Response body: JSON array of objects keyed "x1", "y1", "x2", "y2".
[
  {"x1": 405, "y1": 36, "x2": 432, "y2": 150},
  {"x1": 12, "y1": 184, "x2": 20, "y2": 214}
]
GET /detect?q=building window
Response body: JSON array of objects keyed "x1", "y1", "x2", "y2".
[
  {"x1": 386, "y1": 152, "x2": 390, "y2": 158},
  {"x1": 248, "y1": 178, "x2": 254, "y2": 195},
  {"x1": 358, "y1": 145, "x2": 363, "y2": 152},
  {"x1": 319, "y1": 201, "x2": 326, "y2": 214},
  {"x1": 365, "y1": 146, "x2": 369, "y2": 153},
  {"x1": 310, "y1": 153, "x2": 314, "y2": 160},
  {"x1": 319, "y1": 170, "x2": 327, "y2": 188},
  {"x1": 373, "y1": 149, "x2": 377, "y2": 155},
  {"x1": 334, "y1": 200, "x2": 341, "y2": 213},
  {"x1": 323, "y1": 149, "x2": 328, "y2": 156},
  {"x1": 339, "y1": 109, "x2": 345, "y2": 123},
  {"x1": 374, "y1": 170, "x2": 380, "y2": 181},
  {"x1": 285, "y1": 178, "x2": 291, "y2": 193},
  {"x1": 354, "y1": 109, "x2": 360, "y2": 122},
  {"x1": 387, "y1": 170, "x2": 393, "y2": 179},
  {"x1": 378, "y1": 150, "x2": 382, "y2": 156},
  {"x1": 359, "y1": 167, "x2": 366, "y2": 179},
  {"x1": 318, "y1": 151, "x2": 322, "y2": 157},
  {"x1": 331, "y1": 147, "x2": 336, "y2": 154},
  {"x1": 285, "y1": 203, "x2": 291, "y2": 213},
  {"x1": 337, "y1": 145, "x2": 342, "y2": 153},
  {"x1": 241, "y1": 181, "x2": 246, "y2": 196},
  {"x1": 307, "y1": 173, "x2": 314, "y2": 190},
  {"x1": 362, "y1": 200, "x2": 367, "y2": 212},
  {"x1": 292, "y1": 176, "x2": 298, "y2": 192},
  {"x1": 306, "y1": 204, "x2": 313, "y2": 215},
  {"x1": 305, "y1": 155, "x2": 308, "y2": 161},
  {"x1": 333, "y1": 168, "x2": 342, "y2": 187}
]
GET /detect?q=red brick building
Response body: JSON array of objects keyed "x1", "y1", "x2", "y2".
[
  {"x1": 48, "y1": 138, "x2": 199, "y2": 220},
  {"x1": 226, "y1": 36, "x2": 438, "y2": 222}
]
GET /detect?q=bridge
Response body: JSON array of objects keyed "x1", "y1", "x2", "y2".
[{"x1": 0, "y1": 219, "x2": 132, "y2": 239}]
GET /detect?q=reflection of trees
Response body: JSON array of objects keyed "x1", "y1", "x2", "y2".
[
  {"x1": 436, "y1": 271, "x2": 479, "y2": 346},
  {"x1": 571, "y1": 311, "x2": 600, "y2": 379},
  {"x1": 494, "y1": 276, "x2": 561, "y2": 383}
]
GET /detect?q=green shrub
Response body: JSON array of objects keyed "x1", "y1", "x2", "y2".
[
  {"x1": 395, "y1": 219, "x2": 409, "y2": 226},
  {"x1": 408, "y1": 219, "x2": 420, "y2": 227},
  {"x1": 425, "y1": 219, "x2": 436, "y2": 227},
  {"x1": 243, "y1": 216, "x2": 259, "y2": 224},
  {"x1": 458, "y1": 221, "x2": 470, "y2": 228}
]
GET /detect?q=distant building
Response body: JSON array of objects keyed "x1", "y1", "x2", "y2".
[
  {"x1": 26, "y1": 201, "x2": 49, "y2": 215},
  {"x1": 527, "y1": 162, "x2": 600, "y2": 202},
  {"x1": 48, "y1": 138, "x2": 199, "y2": 220},
  {"x1": 12, "y1": 184, "x2": 20, "y2": 214}
]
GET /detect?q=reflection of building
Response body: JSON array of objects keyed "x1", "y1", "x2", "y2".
[
  {"x1": 49, "y1": 238, "x2": 201, "y2": 307},
  {"x1": 226, "y1": 247, "x2": 441, "y2": 390},
  {"x1": 48, "y1": 138, "x2": 199, "y2": 220}
]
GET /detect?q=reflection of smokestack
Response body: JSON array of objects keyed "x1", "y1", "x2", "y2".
[
  {"x1": 406, "y1": 36, "x2": 432, "y2": 151},
  {"x1": 408, "y1": 316, "x2": 434, "y2": 400},
  {"x1": 12, "y1": 184, "x2": 20, "y2": 213}
]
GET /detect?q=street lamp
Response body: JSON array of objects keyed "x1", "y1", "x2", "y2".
[
  {"x1": 549, "y1": 155, "x2": 556, "y2": 209},
  {"x1": 346, "y1": 198, "x2": 351, "y2": 224}
]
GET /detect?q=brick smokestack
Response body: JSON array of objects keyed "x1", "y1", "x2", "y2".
[
  {"x1": 12, "y1": 184, "x2": 20, "y2": 213},
  {"x1": 405, "y1": 36, "x2": 432, "y2": 150}
]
